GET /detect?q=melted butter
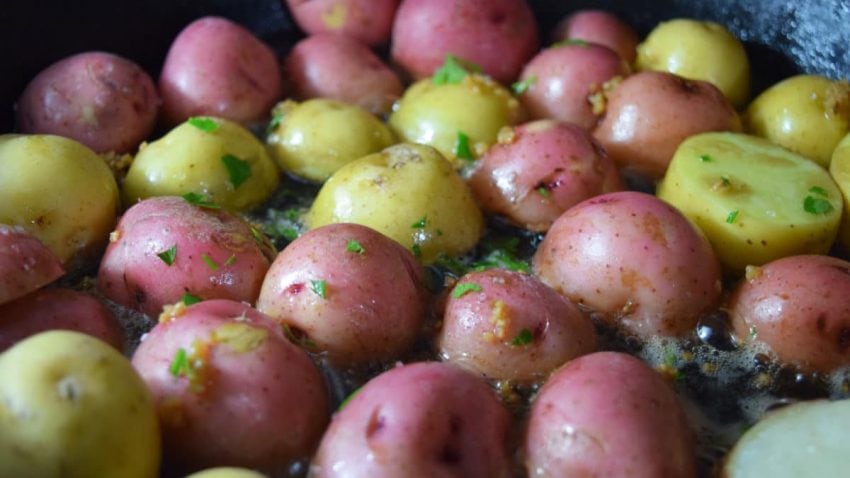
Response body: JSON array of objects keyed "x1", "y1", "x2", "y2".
[{"x1": 212, "y1": 322, "x2": 268, "y2": 353}]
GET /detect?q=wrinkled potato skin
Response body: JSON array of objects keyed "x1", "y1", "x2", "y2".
[
  {"x1": 284, "y1": 33, "x2": 403, "y2": 115},
  {"x1": 729, "y1": 255, "x2": 850, "y2": 373},
  {"x1": 159, "y1": 17, "x2": 283, "y2": 127},
  {"x1": 523, "y1": 352, "x2": 696, "y2": 478},
  {"x1": 306, "y1": 143, "x2": 484, "y2": 264},
  {"x1": 746, "y1": 75, "x2": 850, "y2": 168},
  {"x1": 0, "y1": 225, "x2": 64, "y2": 306},
  {"x1": 16, "y1": 51, "x2": 158, "y2": 154},
  {"x1": 636, "y1": 18, "x2": 750, "y2": 108},
  {"x1": 0, "y1": 330, "x2": 160, "y2": 478},
  {"x1": 123, "y1": 117, "x2": 280, "y2": 211},
  {"x1": 0, "y1": 134, "x2": 119, "y2": 270},
  {"x1": 311, "y1": 362, "x2": 513, "y2": 478},
  {"x1": 593, "y1": 71, "x2": 741, "y2": 180},
  {"x1": 391, "y1": 0, "x2": 538, "y2": 83},
  {"x1": 533, "y1": 191, "x2": 722, "y2": 337},
  {"x1": 267, "y1": 99, "x2": 396, "y2": 182},
  {"x1": 286, "y1": 0, "x2": 399, "y2": 46},
  {"x1": 257, "y1": 223, "x2": 428, "y2": 366},
  {"x1": 552, "y1": 10, "x2": 639, "y2": 63},
  {"x1": 468, "y1": 120, "x2": 622, "y2": 232}
]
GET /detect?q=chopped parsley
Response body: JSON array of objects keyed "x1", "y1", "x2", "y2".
[
  {"x1": 169, "y1": 348, "x2": 189, "y2": 377},
  {"x1": 432, "y1": 54, "x2": 480, "y2": 85},
  {"x1": 411, "y1": 244, "x2": 422, "y2": 258},
  {"x1": 471, "y1": 237, "x2": 530, "y2": 273},
  {"x1": 553, "y1": 38, "x2": 590, "y2": 48},
  {"x1": 699, "y1": 154, "x2": 712, "y2": 162},
  {"x1": 201, "y1": 253, "x2": 218, "y2": 271},
  {"x1": 346, "y1": 239, "x2": 364, "y2": 254},
  {"x1": 749, "y1": 325, "x2": 758, "y2": 340},
  {"x1": 809, "y1": 186, "x2": 829, "y2": 196},
  {"x1": 511, "y1": 75, "x2": 537, "y2": 95},
  {"x1": 454, "y1": 131, "x2": 474, "y2": 160},
  {"x1": 157, "y1": 245, "x2": 177, "y2": 266},
  {"x1": 310, "y1": 279, "x2": 327, "y2": 299},
  {"x1": 221, "y1": 154, "x2": 251, "y2": 189},
  {"x1": 182, "y1": 192, "x2": 220, "y2": 209},
  {"x1": 537, "y1": 186, "x2": 550, "y2": 198},
  {"x1": 267, "y1": 111, "x2": 284, "y2": 134},
  {"x1": 224, "y1": 254, "x2": 237, "y2": 266},
  {"x1": 804, "y1": 195, "x2": 833, "y2": 214},
  {"x1": 411, "y1": 216, "x2": 427, "y2": 229},
  {"x1": 181, "y1": 292, "x2": 203, "y2": 306},
  {"x1": 187, "y1": 117, "x2": 219, "y2": 132},
  {"x1": 510, "y1": 328, "x2": 534, "y2": 346},
  {"x1": 451, "y1": 282, "x2": 483, "y2": 298},
  {"x1": 720, "y1": 176, "x2": 731, "y2": 186},
  {"x1": 250, "y1": 226, "x2": 265, "y2": 244},
  {"x1": 338, "y1": 387, "x2": 360, "y2": 410},
  {"x1": 726, "y1": 210, "x2": 739, "y2": 224}
]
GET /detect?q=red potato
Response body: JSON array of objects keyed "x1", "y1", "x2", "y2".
[
  {"x1": 0, "y1": 225, "x2": 64, "y2": 306},
  {"x1": 0, "y1": 288, "x2": 124, "y2": 353},
  {"x1": 467, "y1": 120, "x2": 622, "y2": 232},
  {"x1": 552, "y1": 10, "x2": 639, "y2": 64},
  {"x1": 517, "y1": 42, "x2": 629, "y2": 129},
  {"x1": 159, "y1": 16, "x2": 283, "y2": 127},
  {"x1": 257, "y1": 223, "x2": 427, "y2": 366},
  {"x1": 523, "y1": 351, "x2": 697, "y2": 477},
  {"x1": 310, "y1": 361, "x2": 513, "y2": 478},
  {"x1": 728, "y1": 255, "x2": 850, "y2": 373},
  {"x1": 283, "y1": 33, "x2": 403, "y2": 115},
  {"x1": 437, "y1": 269, "x2": 597, "y2": 382},
  {"x1": 532, "y1": 191, "x2": 722, "y2": 337},
  {"x1": 98, "y1": 196, "x2": 275, "y2": 317},
  {"x1": 15, "y1": 51, "x2": 158, "y2": 154},
  {"x1": 391, "y1": 0, "x2": 539, "y2": 84},
  {"x1": 593, "y1": 70, "x2": 741, "y2": 180},
  {"x1": 132, "y1": 300, "x2": 329, "y2": 473},
  {"x1": 286, "y1": 0, "x2": 399, "y2": 46}
]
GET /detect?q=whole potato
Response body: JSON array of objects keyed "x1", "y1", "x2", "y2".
[
  {"x1": 285, "y1": 0, "x2": 399, "y2": 46},
  {"x1": 636, "y1": 18, "x2": 750, "y2": 108},
  {"x1": 267, "y1": 99, "x2": 396, "y2": 182},
  {"x1": 728, "y1": 255, "x2": 850, "y2": 373},
  {"x1": 123, "y1": 116, "x2": 280, "y2": 211},
  {"x1": 745, "y1": 75, "x2": 850, "y2": 168},
  {"x1": 159, "y1": 16, "x2": 283, "y2": 127},
  {"x1": 532, "y1": 191, "x2": 722, "y2": 337},
  {"x1": 306, "y1": 143, "x2": 484, "y2": 264},
  {"x1": 391, "y1": 0, "x2": 538, "y2": 83},
  {"x1": 0, "y1": 225, "x2": 64, "y2": 306},
  {"x1": 0, "y1": 330, "x2": 160, "y2": 478},
  {"x1": 552, "y1": 10, "x2": 639, "y2": 63},
  {"x1": 186, "y1": 468, "x2": 267, "y2": 478},
  {"x1": 15, "y1": 51, "x2": 158, "y2": 154},
  {"x1": 523, "y1": 351, "x2": 696, "y2": 477},
  {"x1": 283, "y1": 33, "x2": 403, "y2": 115},
  {"x1": 311, "y1": 361, "x2": 513, "y2": 478},
  {"x1": 0, "y1": 134, "x2": 119, "y2": 270}
]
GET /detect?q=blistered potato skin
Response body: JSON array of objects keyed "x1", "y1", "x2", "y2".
[
  {"x1": 532, "y1": 191, "x2": 722, "y2": 337},
  {"x1": 257, "y1": 223, "x2": 427, "y2": 366},
  {"x1": 552, "y1": 10, "x2": 639, "y2": 63},
  {"x1": 131, "y1": 300, "x2": 329, "y2": 473},
  {"x1": 523, "y1": 352, "x2": 696, "y2": 478},
  {"x1": 0, "y1": 225, "x2": 64, "y2": 306},
  {"x1": 729, "y1": 255, "x2": 850, "y2": 373},
  {"x1": 286, "y1": 0, "x2": 399, "y2": 46},
  {"x1": 0, "y1": 134, "x2": 119, "y2": 270},
  {"x1": 16, "y1": 51, "x2": 158, "y2": 154},
  {"x1": 311, "y1": 362, "x2": 512, "y2": 478}
]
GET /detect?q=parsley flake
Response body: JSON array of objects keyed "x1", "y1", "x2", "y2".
[
  {"x1": 310, "y1": 279, "x2": 327, "y2": 299},
  {"x1": 187, "y1": 117, "x2": 219, "y2": 132},
  {"x1": 222, "y1": 154, "x2": 251, "y2": 189},
  {"x1": 699, "y1": 154, "x2": 712, "y2": 162},
  {"x1": 411, "y1": 216, "x2": 427, "y2": 229},
  {"x1": 510, "y1": 328, "x2": 534, "y2": 346},
  {"x1": 411, "y1": 244, "x2": 422, "y2": 258},
  {"x1": 804, "y1": 195, "x2": 834, "y2": 214},
  {"x1": 157, "y1": 245, "x2": 177, "y2": 266},
  {"x1": 749, "y1": 325, "x2": 758, "y2": 340},
  {"x1": 511, "y1": 75, "x2": 537, "y2": 95},
  {"x1": 169, "y1": 348, "x2": 189, "y2": 377},
  {"x1": 432, "y1": 54, "x2": 480, "y2": 85},
  {"x1": 224, "y1": 254, "x2": 237, "y2": 266},
  {"x1": 454, "y1": 131, "x2": 474, "y2": 160},
  {"x1": 346, "y1": 239, "x2": 364, "y2": 254},
  {"x1": 182, "y1": 192, "x2": 220, "y2": 209},
  {"x1": 809, "y1": 186, "x2": 829, "y2": 197},
  {"x1": 451, "y1": 282, "x2": 483, "y2": 298},
  {"x1": 537, "y1": 186, "x2": 550, "y2": 198},
  {"x1": 181, "y1": 292, "x2": 203, "y2": 306},
  {"x1": 726, "y1": 210, "x2": 739, "y2": 224},
  {"x1": 202, "y1": 253, "x2": 218, "y2": 271}
]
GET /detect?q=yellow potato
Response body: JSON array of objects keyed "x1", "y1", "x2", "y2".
[
  {"x1": 306, "y1": 143, "x2": 484, "y2": 263},
  {"x1": 267, "y1": 99, "x2": 395, "y2": 182},
  {"x1": 186, "y1": 468, "x2": 267, "y2": 478},
  {"x1": 746, "y1": 75, "x2": 850, "y2": 168},
  {"x1": 0, "y1": 330, "x2": 160, "y2": 478},
  {"x1": 0, "y1": 134, "x2": 119, "y2": 270},
  {"x1": 123, "y1": 116, "x2": 280, "y2": 211},
  {"x1": 636, "y1": 18, "x2": 750, "y2": 108},
  {"x1": 828, "y1": 132, "x2": 850, "y2": 249},
  {"x1": 657, "y1": 132, "x2": 841, "y2": 273}
]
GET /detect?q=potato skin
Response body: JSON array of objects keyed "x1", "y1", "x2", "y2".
[
  {"x1": 552, "y1": 10, "x2": 639, "y2": 64},
  {"x1": 532, "y1": 191, "x2": 722, "y2": 337},
  {"x1": 98, "y1": 196, "x2": 274, "y2": 317},
  {"x1": 16, "y1": 51, "x2": 158, "y2": 154},
  {"x1": 0, "y1": 225, "x2": 64, "y2": 306},
  {"x1": 159, "y1": 16, "x2": 283, "y2": 127},
  {"x1": 257, "y1": 223, "x2": 427, "y2": 366},
  {"x1": 286, "y1": 0, "x2": 398, "y2": 46},
  {"x1": 728, "y1": 255, "x2": 850, "y2": 373},
  {"x1": 310, "y1": 361, "x2": 513, "y2": 478},
  {"x1": 437, "y1": 269, "x2": 596, "y2": 382},
  {"x1": 467, "y1": 120, "x2": 622, "y2": 232},
  {"x1": 0, "y1": 330, "x2": 160, "y2": 478},
  {"x1": 132, "y1": 300, "x2": 329, "y2": 473},
  {"x1": 523, "y1": 351, "x2": 696, "y2": 478}
]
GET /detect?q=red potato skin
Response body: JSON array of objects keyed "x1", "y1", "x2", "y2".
[
  {"x1": 286, "y1": 0, "x2": 399, "y2": 46},
  {"x1": 437, "y1": 268, "x2": 597, "y2": 382},
  {"x1": 132, "y1": 300, "x2": 329, "y2": 473},
  {"x1": 310, "y1": 361, "x2": 513, "y2": 478},
  {"x1": 468, "y1": 120, "x2": 622, "y2": 232},
  {"x1": 284, "y1": 33, "x2": 403, "y2": 115},
  {"x1": 729, "y1": 255, "x2": 850, "y2": 373},
  {"x1": 159, "y1": 16, "x2": 283, "y2": 127},
  {"x1": 391, "y1": 0, "x2": 539, "y2": 84},
  {"x1": 15, "y1": 51, "x2": 158, "y2": 154},
  {"x1": 532, "y1": 191, "x2": 722, "y2": 337},
  {"x1": 552, "y1": 10, "x2": 639, "y2": 64},
  {"x1": 523, "y1": 351, "x2": 697, "y2": 478},
  {"x1": 0, "y1": 288, "x2": 124, "y2": 353},
  {"x1": 0, "y1": 225, "x2": 64, "y2": 306},
  {"x1": 257, "y1": 223, "x2": 427, "y2": 366},
  {"x1": 98, "y1": 196, "x2": 274, "y2": 317},
  {"x1": 593, "y1": 70, "x2": 741, "y2": 180},
  {"x1": 518, "y1": 42, "x2": 629, "y2": 129}
]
